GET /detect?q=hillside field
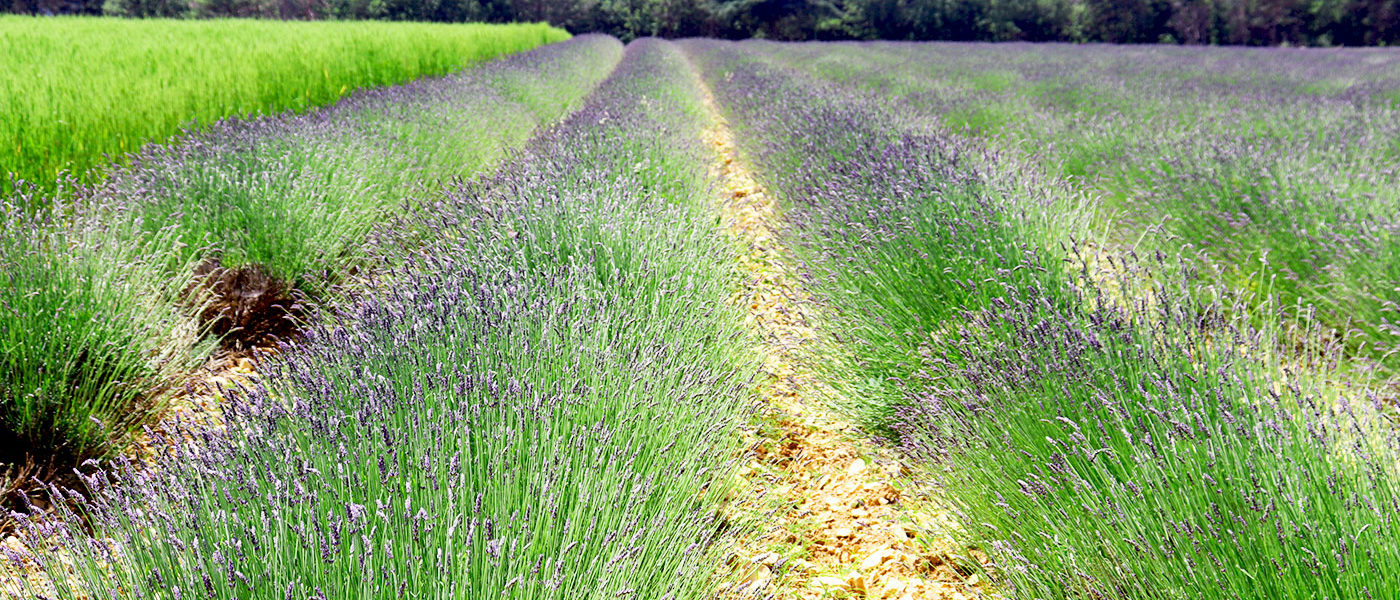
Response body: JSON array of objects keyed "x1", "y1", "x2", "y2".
[{"x1": 3, "y1": 32, "x2": 1400, "y2": 600}]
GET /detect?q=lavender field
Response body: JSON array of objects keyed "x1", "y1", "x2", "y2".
[{"x1": 3, "y1": 35, "x2": 1400, "y2": 600}]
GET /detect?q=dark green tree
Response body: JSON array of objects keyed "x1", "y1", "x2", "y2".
[
  {"x1": 1086, "y1": 0, "x2": 1172, "y2": 42},
  {"x1": 102, "y1": 0, "x2": 185, "y2": 15},
  {"x1": 710, "y1": 0, "x2": 841, "y2": 39}
]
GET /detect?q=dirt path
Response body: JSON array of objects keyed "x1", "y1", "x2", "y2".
[{"x1": 687, "y1": 63, "x2": 987, "y2": 600}]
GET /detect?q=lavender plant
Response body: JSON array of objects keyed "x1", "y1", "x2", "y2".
[
  {"x1": 0, "y1": 187, "x2": 211, "y2": 499},
  {"x1": 6, "y1": 38, "x2": 757, "y2": 599},
  {"x1": 682, "y1": 39, "x2": 1087, "y2": 429},
  {"x1": 0, "y1": 17, "x2": 570, "y2": 197},
  {"x1": 894, "y1": 247, "x2": 1400, "y2": 600},
  {"x1": 687, "y1": 39, "x2": 1400, "y2": 599}
]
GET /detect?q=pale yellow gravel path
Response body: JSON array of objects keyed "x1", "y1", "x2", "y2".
[{"x1": 687, "y1": 58, "x2": 988, "y2": 600}]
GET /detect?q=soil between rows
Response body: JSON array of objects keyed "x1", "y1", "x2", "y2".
[{"x1": 688, "y1": 59, "x2": 987, "y2": 600}]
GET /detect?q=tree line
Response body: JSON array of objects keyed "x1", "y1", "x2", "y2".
[{"x1": 9, "y1": 0, "x2": 1400, "y2": 46}]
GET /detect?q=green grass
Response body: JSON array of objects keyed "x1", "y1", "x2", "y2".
[{"x1": 0, "y1": 16, "x2": 570, "y2": 196}]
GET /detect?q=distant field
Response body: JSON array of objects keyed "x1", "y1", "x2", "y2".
[
  {"x1": 0, "y1": 17, "x2": 569, "y2": 194},
  {"x1": 758, "y1": 42, "x2": 1400, "y2": 371},
  {"x1": 0, "y1": 33, "x2": 617, "y2": 504}
]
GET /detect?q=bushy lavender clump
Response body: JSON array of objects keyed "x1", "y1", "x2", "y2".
[
  {"x1": 8, "y1": 39, "x2": 755, "y2": 599},
  {"x1": 755, "y1": 41, "x2": 1400, "y2": 372},
  {"x1": 687, "y1": 40, "x2": 1400, "y2": 599},
  {"x1": 895, "y1": 246, "x2": 1400, "y2": 600},
  {"x1": 0, "y1": 187, "x2": 211, "y2": 500}
]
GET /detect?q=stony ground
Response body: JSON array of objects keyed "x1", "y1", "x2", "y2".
[{"x1": 692, "y1": 64, "x2": 988, "y2": 600}]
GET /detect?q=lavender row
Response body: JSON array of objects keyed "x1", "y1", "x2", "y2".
[
  {"x1": 4, "y1": 38, "x2": 756, "y2": 599},
  {"x1": 679, "y1": 39, "x2": 1087, "y2": 423},
  {"x1": 685, "y1": 40, "x2": 1400, "y2": 599}
]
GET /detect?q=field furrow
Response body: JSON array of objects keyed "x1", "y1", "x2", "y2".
[
  {"x1": 687, "y1": 39, "x2": 1400, "y2": 600},
  {"x1": 4, "y1": 37, "x2": 762, "y2": 600},
  {"x1": 689, "y1": 54, "x2": 984, "y2": 600}
]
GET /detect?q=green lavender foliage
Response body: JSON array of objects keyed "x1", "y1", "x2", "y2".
[
  {"x1": 758, "y1": 42, "x2": 1400, "y2": 373},
  {"x1": 0, "y1": 192, "x2": 210, "y2": 478},
  {"x1": 689, "y1": 39, "x2": 1400, "y2": 599},
  {"x1": 105, "y1": 34, "x2": 622, "y2": 296},
  {"x1": 683, "y1": 40, "x2": 1091, "y2": 430}
]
